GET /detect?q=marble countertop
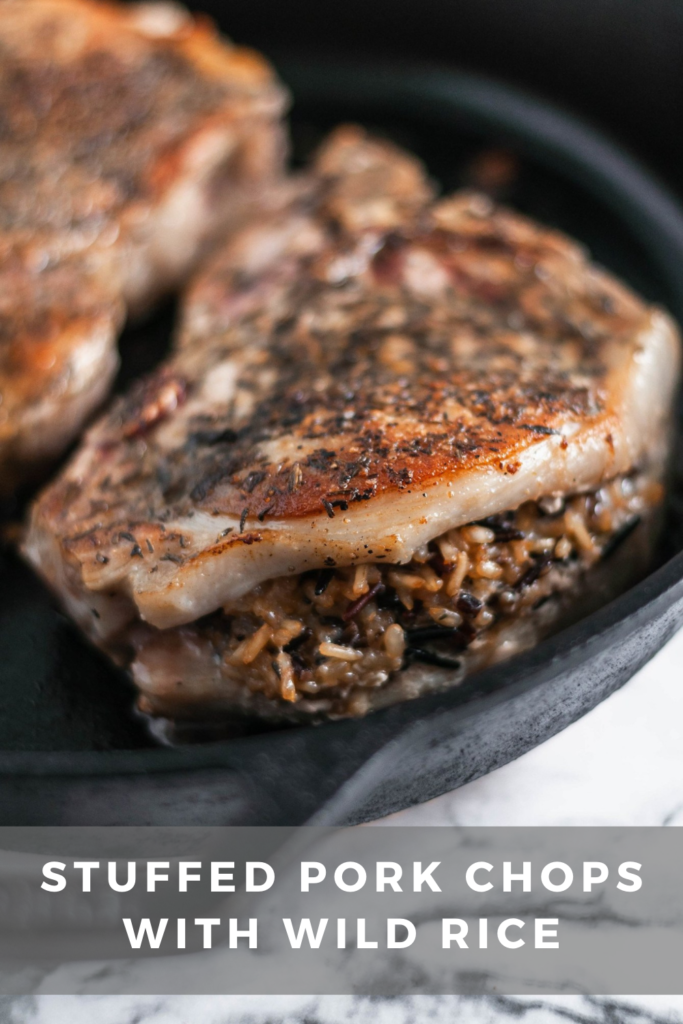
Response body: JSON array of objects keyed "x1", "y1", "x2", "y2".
[{"x1": 8, "y1": 627, "x2": 683, "y2": 1024}]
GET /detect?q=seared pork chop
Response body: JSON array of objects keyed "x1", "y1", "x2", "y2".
[
  {"x1": 0, "y1": 0, "x2": 286, "y2": 491},
  {"x1": 25, "y1": 127, "x2": 680, "y2": 722}
]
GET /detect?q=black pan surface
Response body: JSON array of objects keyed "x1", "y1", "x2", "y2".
[{"x1": 2, "y1": 59, "x2": 683, "y2": 825}]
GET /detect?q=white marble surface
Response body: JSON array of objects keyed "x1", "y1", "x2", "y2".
[
  {"x1": 10, "y1": 627, "x2": 683, "y2": 1023},
  {"x1": 384, "y1": 618, "x2": 683, "y2": 829}
]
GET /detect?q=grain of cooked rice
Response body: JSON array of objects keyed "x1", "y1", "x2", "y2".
[
  {"x1": 233, "y1": 623, "x2": 272, "y2": 664},
  {"x1": 387, "y1": 572, "x2": 428, "y2": 591},
  {"x1": 384, "y1": 623, "x2": 406, "y2": 658},
  {"x1": 416, "y1": 564, "x2": 443, "y2": 591},
  {"x1": 476, "y1": 559, "x2": 504, "y2": 579},
  {"x1": 475, "y1": 608, "x2": 495, "y2": 628},
  {"x1": 428, "y1": 606, "x2": 463, "y2": 627},
  {"x1": 529, "y1": 537, "x2": 556, "y2": 553},
  {"x1": 446, "y1": 551, "x2": 470, "y2": 596},
  {"x1": 319, "y1": 642, "x2": 364, "y2": 662},
  {"x1": 462, "y1": 525, "x2": 496, "y2": 545},
  {"x1": 275, "y1": 651, "x2": 296, "y2": 701},
  {"x1": 565, "y1": 505, "x2": 599, "y2": 554},
  {"x1": 352, "y1": 564, "x2": 369, "y2": 597},
  {"x1": 436, "y1": 536, "x2": 460, "y2": 565},
  {"x1": 554, "y1": 536, "x2": 572, "y2": 560},
  {"x1": 272, "y1": 619, "x2": 304, "y2": 647}
]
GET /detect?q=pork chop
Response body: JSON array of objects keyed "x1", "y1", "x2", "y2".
[
  {"x1": 0, "y1": 0, "x2": 286, "y2": 491},
  {"x1": 24, "y1": 126, "x2": 681, "y2": 722}
]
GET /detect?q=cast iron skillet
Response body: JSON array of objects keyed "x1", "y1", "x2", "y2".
[{"x1": 2, "y1": 59, "x2": 683, "y2": 826}]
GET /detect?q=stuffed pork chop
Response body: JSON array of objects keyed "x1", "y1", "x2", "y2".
[
  {"x1": 0, "y1": 0, "x2": 286, "y2": 492},
  {"x1": 25, "y1": 126, "x2": 681, "y2": 722}
]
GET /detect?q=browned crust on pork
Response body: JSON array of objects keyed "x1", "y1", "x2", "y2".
[
  {"x1": 0, "y1": 0, "x2": 286, "y2": 490},
  {"x1": 0, "y1": 0, "x2": 282, "y2": 252},
  {"x1": 37, "y1": 127, "x2": 651, "y2": 536}
]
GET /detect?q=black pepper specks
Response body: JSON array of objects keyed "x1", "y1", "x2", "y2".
[
  {"x1": 243, "y1": 471, "x2": 267, "y2": 493},
  {"x1": 315, "y1": 568, "x2": 334, "y2": 595},
  {"x1": 288, "y1": 463, "x2": 303, "y2": 492}
]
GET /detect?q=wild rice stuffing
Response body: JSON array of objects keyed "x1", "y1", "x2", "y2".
[{"x1": 131, "y1": 470, "x2": 661, "y2": 720}]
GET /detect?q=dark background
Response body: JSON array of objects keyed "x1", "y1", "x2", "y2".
[{"x1": 202, "y1": 0, "x2": 683, "y2": 196}]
